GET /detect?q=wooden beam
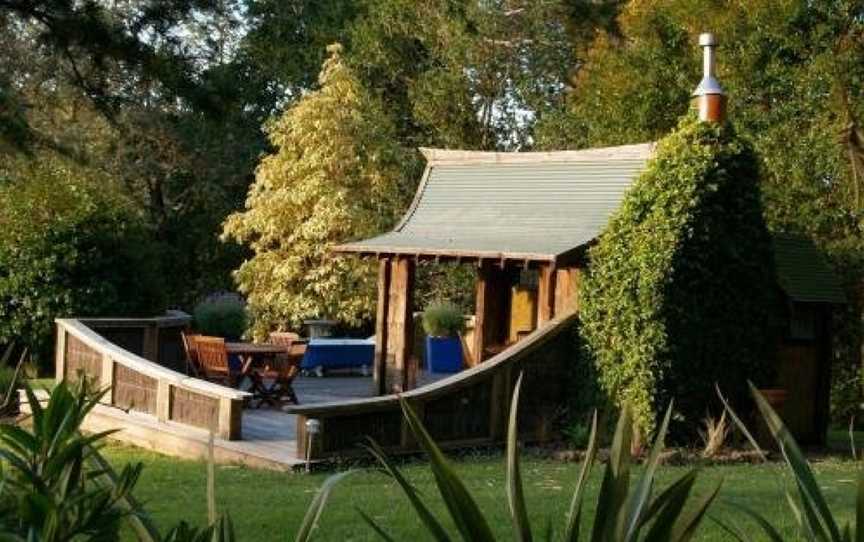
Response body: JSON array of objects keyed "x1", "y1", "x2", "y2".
[
  {"x1": 374, "y1": 258, "x2": 392, "y2": 396},
  {"x1": 554, "y1": 266, "x2": 582, "y2": 316},
  {"x1": 537, "y1": 263, "x2": 557, "y2": 325}
]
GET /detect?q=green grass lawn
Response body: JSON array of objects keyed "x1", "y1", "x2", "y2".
[{"x1": 104, "y1": 443, "x2": 862, "y2": 541}]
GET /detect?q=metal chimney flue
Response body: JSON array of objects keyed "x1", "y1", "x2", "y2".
[{"x1": 692, "y1": 33, "x2": 726, "y2": 123}]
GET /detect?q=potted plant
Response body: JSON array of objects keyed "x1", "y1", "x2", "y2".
[
  {"x1": 193, "y1": 294, "x2": 247, "y2": 341},
  {"x1": 422, "y1": 302, "x2": 465, "y2": 373}
]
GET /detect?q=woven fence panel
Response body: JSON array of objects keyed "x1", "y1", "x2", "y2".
[
  {"x1": 65, "y1": 335, "x2": 103, "y2": 382},
  {"x1": 113, "y1": 364, "x2": 158, "y2": 414},
  {"x1": 170, "y1": 387, "x2": 219, "y2": 431}
]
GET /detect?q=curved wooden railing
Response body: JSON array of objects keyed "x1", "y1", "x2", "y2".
[
  {"x1": 288, "y1": 311, "x2": 579, "y2": 460},
  {"x1": 55, "y1": 316, "x2": 250, "y2": 440}
]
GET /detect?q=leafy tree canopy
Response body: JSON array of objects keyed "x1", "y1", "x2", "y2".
[{"x1": 222, "y1": 45, "x2": 416, "y2": 336}]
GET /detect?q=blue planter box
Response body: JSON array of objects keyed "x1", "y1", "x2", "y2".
[
  {"x1": 301, "y1": 338, "x2": 375, "y2": 371},
  {"x1": 425, "y1": 336, "x2": 463, "y2": 373}
]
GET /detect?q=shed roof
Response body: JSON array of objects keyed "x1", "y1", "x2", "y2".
[
  {"x1": 334, "y1": 143, "x2": 655, "y2": 262},
  {"x1": 772, "y1": 234, "x2": 846, "y2": 304}
]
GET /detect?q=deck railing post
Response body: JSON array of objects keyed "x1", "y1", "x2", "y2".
[
  {"x1": 156, "y1": 381, "x2": 171, "y2": 423},
  {"x1": 100, "y1": 354, "x2": 114, "y2": 402},
  {"x1": 218, "y1": 397, "x2": 243, "y2": 440}
]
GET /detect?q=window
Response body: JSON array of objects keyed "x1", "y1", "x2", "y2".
[{"x1": 789, "y1": 303, "x2": 817, "y2": 341}]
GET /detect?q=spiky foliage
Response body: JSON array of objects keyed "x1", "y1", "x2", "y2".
[{"x1": 363, "y1": 373, "x2": 722, "y2": 541}]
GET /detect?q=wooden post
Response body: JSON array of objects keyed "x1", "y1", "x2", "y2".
[
  {"x1": 55, "y1": 325, "x2": 67, "y2": 383},
  {"x1": 554, "y1": 267, "x2": 581, "y2": 315},
  {"x1": 142, "y1": 323, "x2": 159, "y2": 362},
  {"x1": 373, "y1": 258, "x2": 392, "y2": 396},
  {"x1": 156, "y1": 381, "x2": 171, "y2": 423},
  {"x1": 537, "y1": 263, "x2": 557, "y2": 325},
  {"x1": 217, "y1": 397, "x2": 243, "y2": 440},
  {"x1": 100, "y1": 354, "x2": 114, "y2": 402},
  {"x1": 385, "y1": 257, "x2": 415, "y2": 393}
]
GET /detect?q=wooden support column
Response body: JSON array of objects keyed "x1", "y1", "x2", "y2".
[
  {"x1": 554, "y1": 266, "x2": 582, "y2": 316},
  {"x1": 373, "y1": 258, "x2": 392, "y2": 396},
  {"x1": 537, "y1": 263, "x2": 557, "y2": 326},
  {"x1": 385, "y1": 257, "x2": 416, "y2": 393},
  {"x1": 142, "y1": 324, "x2": 159, "y2": 362}
]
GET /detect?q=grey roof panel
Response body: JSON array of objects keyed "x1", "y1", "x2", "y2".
[{"x1": 336, "y1": 144, "x2": 654, "y2": 260}]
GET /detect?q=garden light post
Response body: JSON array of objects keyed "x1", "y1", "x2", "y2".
[{"x1": 305, "y1": 418, "x2": 320, "y2": 473}]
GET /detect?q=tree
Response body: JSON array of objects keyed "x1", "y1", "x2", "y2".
[
  {"x1": 222, "y1": 45, "x2": 416, "y2": 337},
  {"x1": 580, "y1": 115, "x2": 780, "y2": 436},
  {"x1": 0, "y1": 157, "x2": 165, "y2": 366}
]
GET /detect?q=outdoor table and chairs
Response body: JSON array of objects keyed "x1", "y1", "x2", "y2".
[
  {"x1": 226, "y1": 341, "x2": 301, "y2": 408},
  {"x1": 181, "y1": 332, "x2": 305, "y2": 408}
]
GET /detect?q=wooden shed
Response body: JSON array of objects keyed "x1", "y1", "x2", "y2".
[{"x1": 772, "y1": 234, "x2": 847, "y2": 444}]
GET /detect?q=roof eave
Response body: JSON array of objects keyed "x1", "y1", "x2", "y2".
[{"x1": 332, "y1": 243, "x2": 558, "y2": 263}]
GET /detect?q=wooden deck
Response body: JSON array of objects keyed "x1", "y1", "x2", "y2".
[{"x1": 24, "y1": 373, "x2": 447, "y2": 471}]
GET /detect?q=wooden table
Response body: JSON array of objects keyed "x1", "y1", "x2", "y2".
[{"x1": 226, "y1": 342, "x2": 287, "y2": 407}]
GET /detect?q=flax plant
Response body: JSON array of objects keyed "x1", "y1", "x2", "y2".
[{"x1": 363, "y1": 373, "x2": 723, "y2": 541}]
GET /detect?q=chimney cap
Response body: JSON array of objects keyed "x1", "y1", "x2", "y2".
[{"x1": 692, "y1": 31, "x2": 724, "y2": 97}]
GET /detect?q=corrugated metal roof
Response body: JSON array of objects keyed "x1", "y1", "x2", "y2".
[
  {"x1": 773, "y1": 234, "x2": 846, "y2": 304},
  {"x1": 335, "y1": 143, "x2": 655, "y2": 261}
]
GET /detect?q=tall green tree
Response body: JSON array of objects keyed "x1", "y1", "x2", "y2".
[{"x1": 222, "y1": 45, "x2": 416, "y2": 337}]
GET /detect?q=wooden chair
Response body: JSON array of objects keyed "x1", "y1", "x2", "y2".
[
  {"x1": 181, "y1": 331, "x2": 202, "y2": 377},
  {"x1": 268, "y1": 332, "x2": 300, "y2": 349},
  {"x1": 267, "y1": 332, "x2": 305, "y2": 405},
  {"x1": 195, "y1": 336, "x2": 238, "y2": 387}
]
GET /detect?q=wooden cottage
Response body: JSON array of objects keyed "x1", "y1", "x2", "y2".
[{"x1": 333, "y1": 142, "x2": 846, "y2": 445}]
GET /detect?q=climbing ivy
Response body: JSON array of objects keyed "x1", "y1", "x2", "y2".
[{"x1": 579, "y1": 114, "x2": 781, "y2": 436}]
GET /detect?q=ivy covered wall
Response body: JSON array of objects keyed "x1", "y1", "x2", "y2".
[{"x1": 579, "y1": 115, "x2": 782, "y2": 437}]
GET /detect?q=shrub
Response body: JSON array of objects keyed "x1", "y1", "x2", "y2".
[
  {"x1": 0, "y1": 158, "x2": 165, "y2": 368},
  {"x1": 194, "y1": 295, "x2": 248, "y2": 340},
  {"x1": 421, "y1": 302, "x2": 465, "y2": 337},
  {"x1": 580, "y1": 115, "x2": 780, "y2": 437}
]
